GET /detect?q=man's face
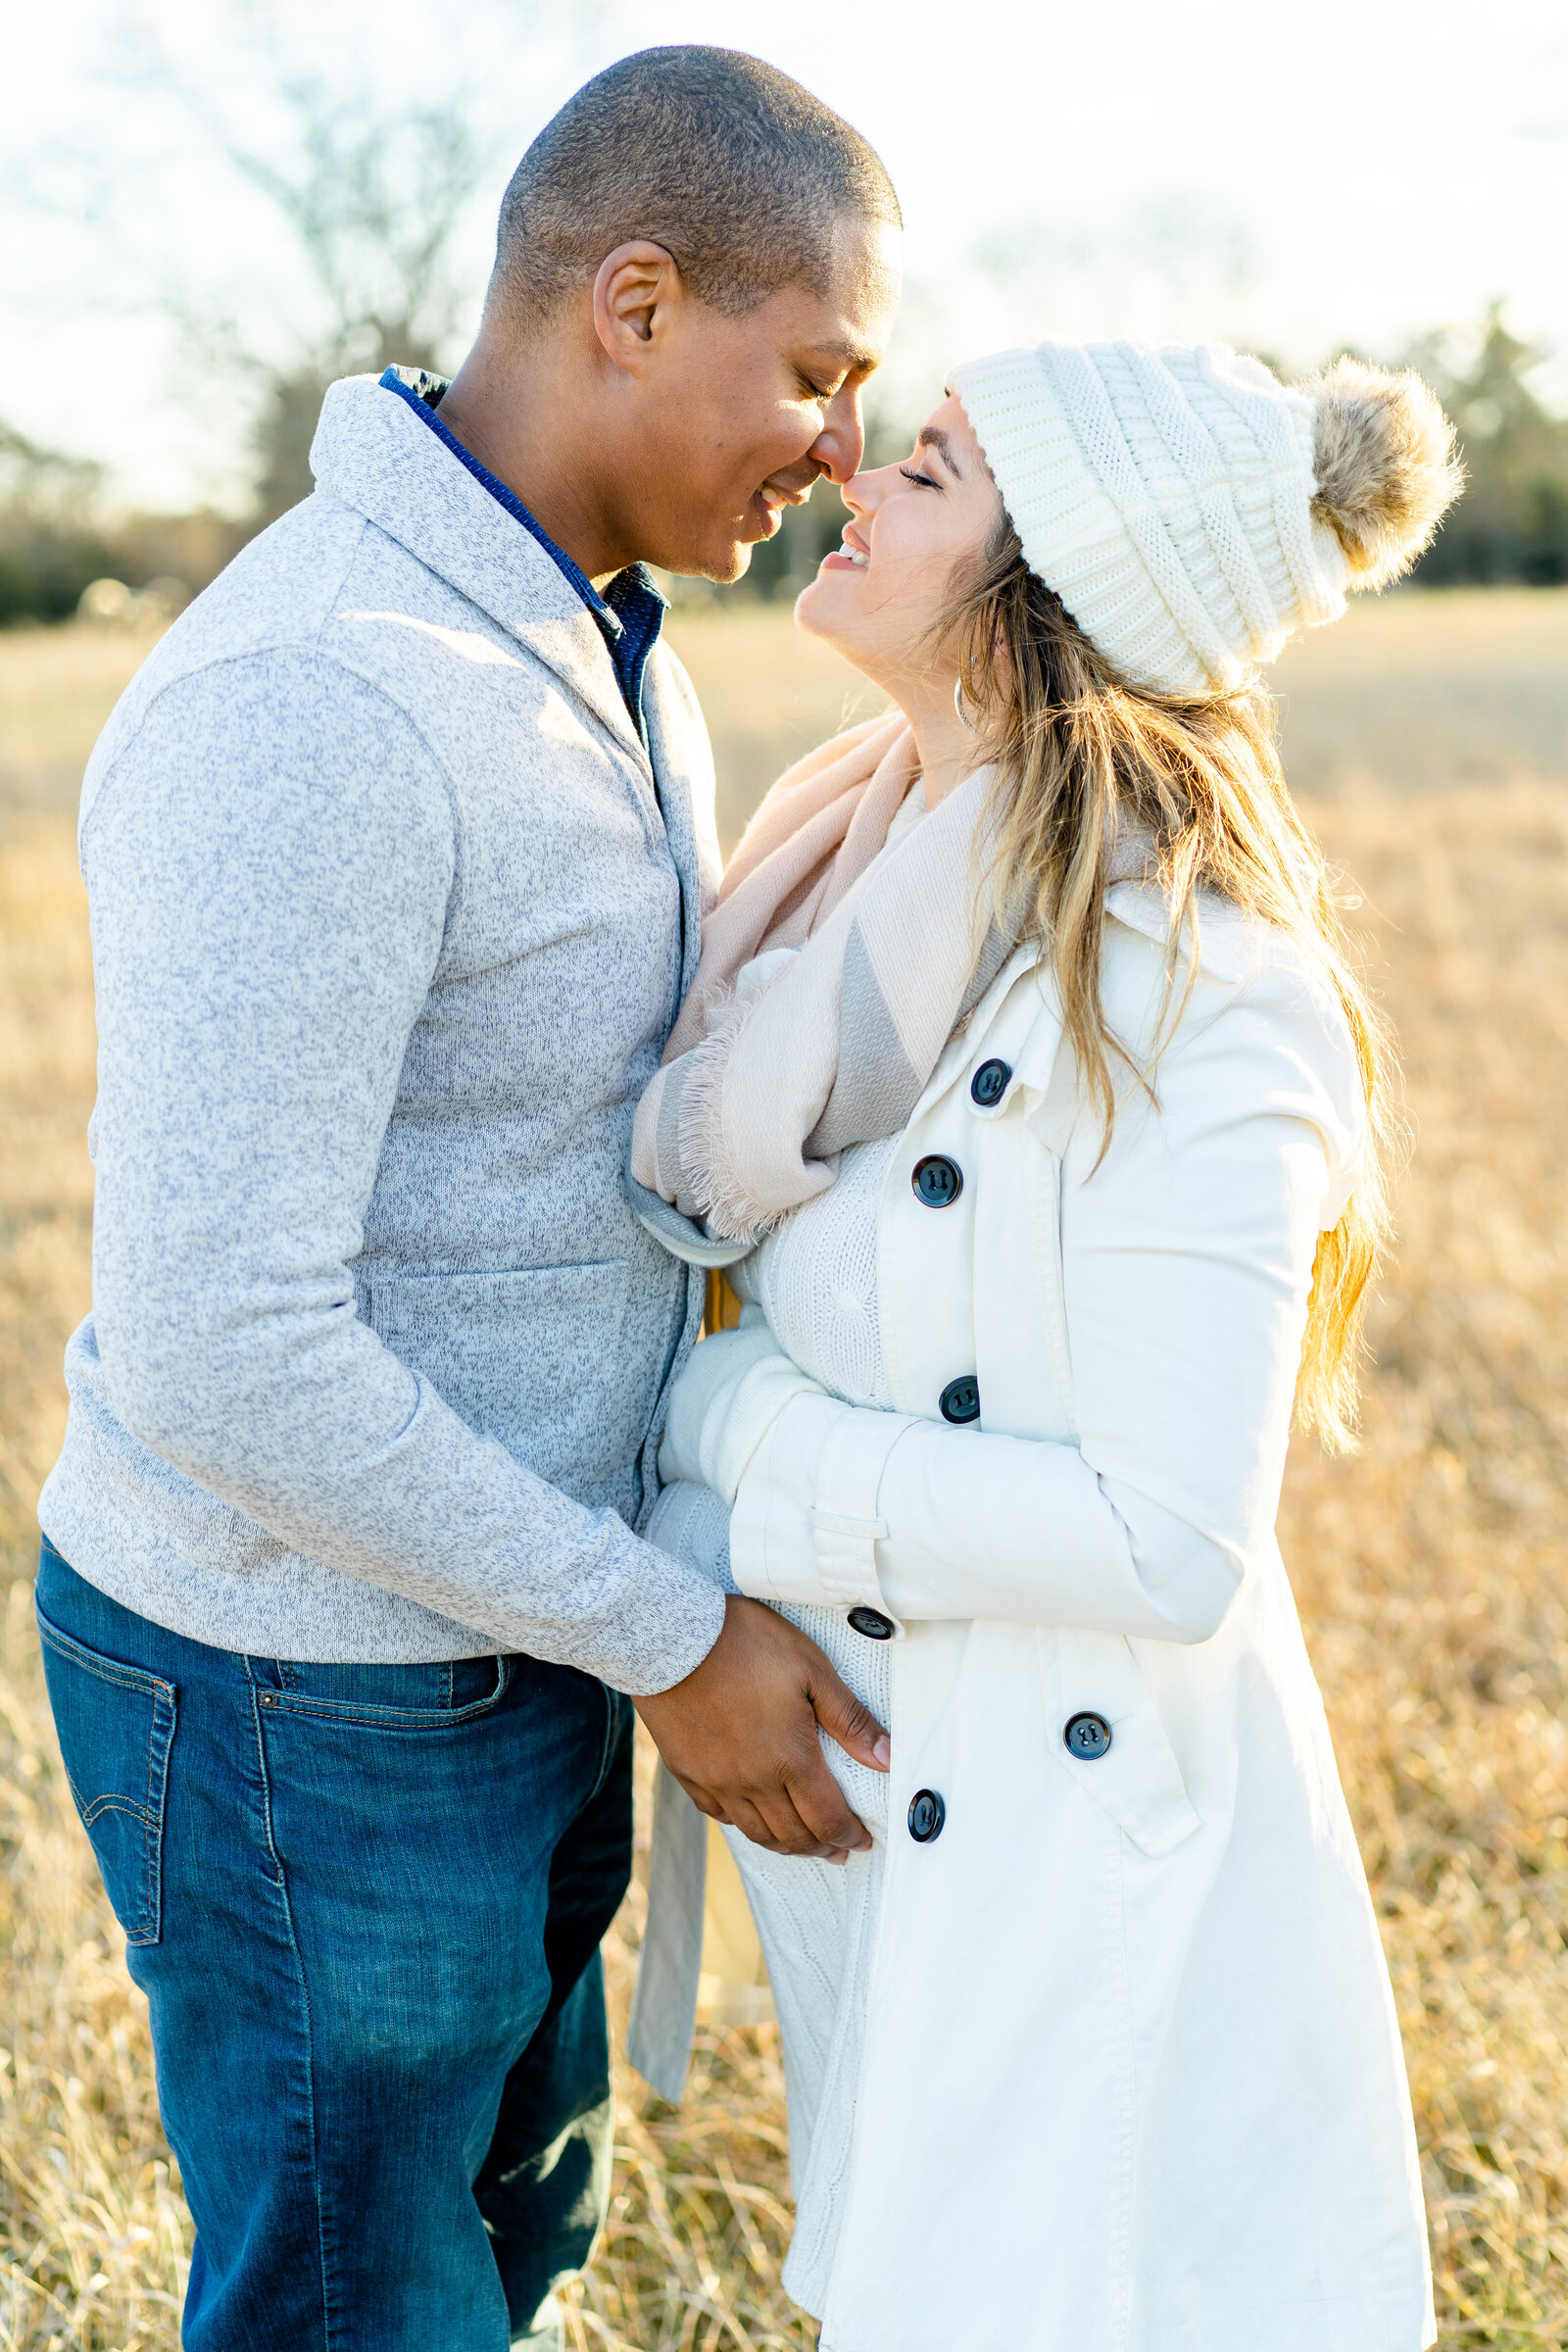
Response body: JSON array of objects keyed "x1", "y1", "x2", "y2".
[{"x1": 626, "y1": 216, "x2": 902, "y2": 582}]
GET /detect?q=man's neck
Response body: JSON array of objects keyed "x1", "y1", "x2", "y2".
[{"x1": 436, "y1": 335, "x2": 635, "y2": 589}]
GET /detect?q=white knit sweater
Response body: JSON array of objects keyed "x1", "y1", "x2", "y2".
[
  {"x1": 727, "y1": 1138, "x2": 898, "y2": 2317},
  {"x1": 715, "y1": 782, "x2": 926, "y2": 2317}
]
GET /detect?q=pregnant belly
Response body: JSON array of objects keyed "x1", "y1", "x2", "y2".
[{"x1": 781, "y1": 1599, "x2": 892, "y2": 1841}]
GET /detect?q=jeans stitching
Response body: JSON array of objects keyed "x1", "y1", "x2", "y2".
[
  {"x1": 151, "y1": 1690, "x2": 175, "y2": 1943},
  {"x1": 78, "y1": 1793, "x2": 155, "y2": 1828},
  {"x1": 243, "y1": 1655, "x2": 333, "y2": 2350},
  {"x1": 141, "y1": 1677, "x2": 158, "y2": 1939},
  {"x1": 587, "y1": 1686, "x2": 626, "y2": 1805},
  {"x1": 36, "y1": 1616, "x2": 175, "y2": 1702}
]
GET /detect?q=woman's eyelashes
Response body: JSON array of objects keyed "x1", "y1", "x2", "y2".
[{"x1": 899, "y1": 465, "x2": 941, "y2": 490}]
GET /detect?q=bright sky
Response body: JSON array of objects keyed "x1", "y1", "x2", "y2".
[{"x1": 4, "y1": 0, "x2": 1564, "y2": 509}]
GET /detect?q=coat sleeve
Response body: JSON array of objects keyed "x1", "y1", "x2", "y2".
[
  {"x1": 82, "y1": 650, "x2": 724, "y2": 1695},
  {"x1": 727, "y1": 957, "x2": 1364, "y2": 1644}
]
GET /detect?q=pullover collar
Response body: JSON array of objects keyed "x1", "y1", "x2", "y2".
[
  {"x1": 309, "y1": 372, "x2": 661, "y2": 760},
  {"x1": 377, "y1": 367, "x2": 666, "y2": 737}
]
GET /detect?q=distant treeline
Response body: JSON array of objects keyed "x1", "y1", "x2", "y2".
[
  {"x1": 2, "y1": 308, "x2": 1565, "y2": 625},
  {"x1": 1399, "y1": 311, "x2": 1568, "y2": 587},
  {"x1": 0, "y1": 423, "x2": 246, "y2": 626}
]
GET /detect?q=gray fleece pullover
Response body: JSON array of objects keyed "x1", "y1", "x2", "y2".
[{"x1": 38, "y1": 372, "x2": 727, "y2": 1692}]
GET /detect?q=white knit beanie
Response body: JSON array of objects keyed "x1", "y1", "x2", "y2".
[{"x1": 949, "y1": 339, "x2": 1459, "y2": 699}]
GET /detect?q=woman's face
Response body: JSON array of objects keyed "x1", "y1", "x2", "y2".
[{"x1": 795, "y1": 391, "x2": 1002, "y2": 693}]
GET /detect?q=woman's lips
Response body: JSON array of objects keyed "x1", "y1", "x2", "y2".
[{"x1": 819, "y1": 540, "x2": 869, "y2": 572}]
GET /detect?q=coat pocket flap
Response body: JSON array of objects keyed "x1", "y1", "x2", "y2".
[{"x1": 1042, "y1": 1627, "x2": 1200, "y2": 1859}]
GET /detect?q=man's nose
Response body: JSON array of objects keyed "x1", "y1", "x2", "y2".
[{"x1": 812, "y1": 385, "x2": 866, "y2": 486}]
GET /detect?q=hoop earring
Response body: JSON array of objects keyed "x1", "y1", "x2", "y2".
[{"x1": 953, "y1": 673, "x2": 976, "y2": 733}]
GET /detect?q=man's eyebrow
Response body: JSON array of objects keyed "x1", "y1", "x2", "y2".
[
  {"x1": 917, "y1": 424, "x2": 961, "y2": 475},
  {"x1": 806, "y1": 337, "x2": 883, "y2": 376}
]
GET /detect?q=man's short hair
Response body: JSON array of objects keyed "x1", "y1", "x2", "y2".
[{"x1": 492, "y1": 47, "x2": 901, "y2": 325}]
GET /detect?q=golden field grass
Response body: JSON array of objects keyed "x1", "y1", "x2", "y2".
[{"x1": 0, "y1": 589, "x2": 1564, "y2": 2347}]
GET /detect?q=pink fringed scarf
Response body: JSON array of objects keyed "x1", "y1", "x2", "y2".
[{"x1": 632, "y1": 712, "x2": 1014, "y2": 1241}]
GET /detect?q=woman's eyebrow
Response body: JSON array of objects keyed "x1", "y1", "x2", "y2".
[{"x1": 916, "y1": 425, "x2": 961, "y2": 477}]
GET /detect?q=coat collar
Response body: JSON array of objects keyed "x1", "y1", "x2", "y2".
[
  {"x1": 911, "y1": 873, "x2": 1259, "y2": 1128},
  {"x1": 1104, "y1": 876, "x2": 1257, "y2": 988},
  {"x1": 309, "y1": 374, "x2": 648, "y2": 764}
]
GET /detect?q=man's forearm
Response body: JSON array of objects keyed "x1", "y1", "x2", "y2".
[{"x1": 98, "y1": 1290, "x2": 725, "y2": 1690}]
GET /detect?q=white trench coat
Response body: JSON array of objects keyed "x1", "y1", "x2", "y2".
[{"x1": 631, "y1": 879, "x2": 1435, "y2": 2352}]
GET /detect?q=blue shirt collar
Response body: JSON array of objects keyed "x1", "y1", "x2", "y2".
[{"x1": 378, "y1": 366, "x2": 666, "y2": 735}]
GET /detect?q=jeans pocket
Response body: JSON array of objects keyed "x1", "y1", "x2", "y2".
[
  {"x1": 256, "y1": 1654, "x2": 510, "y2": 1727},
  {"x1": 36, "y1": 1601, "x2": 177, "y2": 1945}
]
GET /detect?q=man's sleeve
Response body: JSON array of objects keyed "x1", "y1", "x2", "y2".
[{"x1": 83, "y1": 649, "x2": 722, "y2": 1693}]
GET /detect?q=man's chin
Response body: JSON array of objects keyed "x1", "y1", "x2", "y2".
[
  {"x1": 655, "y1": 529, "x2": 760, "y2": 588},
  {"x1": 691, "y1": 540, "x2": 754, "y2": 588}
]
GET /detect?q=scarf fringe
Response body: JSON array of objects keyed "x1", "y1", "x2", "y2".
[
  {"x1": 673, "y1": 993, "x2": 773, "y2": 1245},
  {"x1": 633, "y1": 735, "x2": 1004, "y2": 1240}
]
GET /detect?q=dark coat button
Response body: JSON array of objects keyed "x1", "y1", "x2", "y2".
[
  {"x1": 907, "y1": 1788, "x2": 946, "y2": 1842},
  {"x1": 1064, "y1": 1711, "x2": 1113, "y2": 1760},
  {"x1": 970, "y1": 1057, "x2": 1011, "y2": 1107},
  {"x1": 911, "y1": 1153, "x2": 962, "y2": 1208},
  {"x1": 940, "y1": 1375, "x2": 980, "y2": 1425},
  {"x1": 848, "y1": 1605, "x2": 895, "y2": 1641}
]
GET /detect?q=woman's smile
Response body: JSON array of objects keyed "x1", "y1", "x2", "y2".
[{"x1": 819, "y1": 525, "x2": 870, "y2": 571}]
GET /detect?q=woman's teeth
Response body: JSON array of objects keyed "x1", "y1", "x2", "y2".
[{"x1": 840, "y1": 542, "x2": 868, "y2": 567}]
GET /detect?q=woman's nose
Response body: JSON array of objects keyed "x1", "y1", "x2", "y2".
[
  {"x1": 841, "y1": 463, "x2": 899, "y2": 521},
  {"x1": 841, "y1": 472, "x2": 873, "y2": 521}
]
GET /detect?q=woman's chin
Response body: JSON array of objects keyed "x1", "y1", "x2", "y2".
[{"x1": 794, "y1": 566, "x2": 859, "y2": 643}]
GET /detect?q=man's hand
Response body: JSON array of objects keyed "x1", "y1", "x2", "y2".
[{"x1": 634, "y1": 1595, "x2": 890, "y2": 1859}]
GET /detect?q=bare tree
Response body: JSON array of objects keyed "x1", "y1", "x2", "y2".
[
  {"x1": 23, "y1": 2, "x2": 606, "y2": 523},
  {"x1": 147, "y1": 53, "x2": 507, "y2": 520}
]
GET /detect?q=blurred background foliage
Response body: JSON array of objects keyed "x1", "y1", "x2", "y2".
[
  {"x1": 3, "y1": 49, "x2": 1566, "y2": 627},
  {"x1": 12, "y1": 306, "x2": 1564, "y2": 625},
  {"x1": 1405, "y1": 310, "x2": 1568, "y2": 586}
]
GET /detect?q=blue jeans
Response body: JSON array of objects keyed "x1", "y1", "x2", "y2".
[{"x1": 35, "y1": 1538, "x2": 633, "y2": 2350}]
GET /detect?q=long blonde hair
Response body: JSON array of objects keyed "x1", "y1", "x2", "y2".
[{"x1": 947, "y1": 523, "x2": 1396, "y2": 1450}]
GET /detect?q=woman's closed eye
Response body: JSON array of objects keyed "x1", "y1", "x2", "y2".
[{"x1": 899, "y1": 465, "x2": 941, "y2": 490}]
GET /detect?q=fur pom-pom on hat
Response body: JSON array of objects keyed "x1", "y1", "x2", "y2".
[
  {"x1": 1304, "y1": 357, "x2": 1465, "y2": 589},
  {"x1": 950, "y1": 338, "x2": 1463, "y2": 699}
]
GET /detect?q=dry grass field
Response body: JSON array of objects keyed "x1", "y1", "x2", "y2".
[{"x1": 0, "y1": 588, "x2": 1564, "y2": 2348}]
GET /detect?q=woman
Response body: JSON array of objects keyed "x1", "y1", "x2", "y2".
[{"x1": 629, "y1": 338, "x2": 1460, "y2": 2352}]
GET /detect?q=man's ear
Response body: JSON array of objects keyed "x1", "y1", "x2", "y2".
[{"x1": 593, "y1": 241, "x2": 686, "y2": 374}]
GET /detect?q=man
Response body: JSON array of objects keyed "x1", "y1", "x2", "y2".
[{"x1": 34, "y1": 46, "x2": 901, "y2": 2349}]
